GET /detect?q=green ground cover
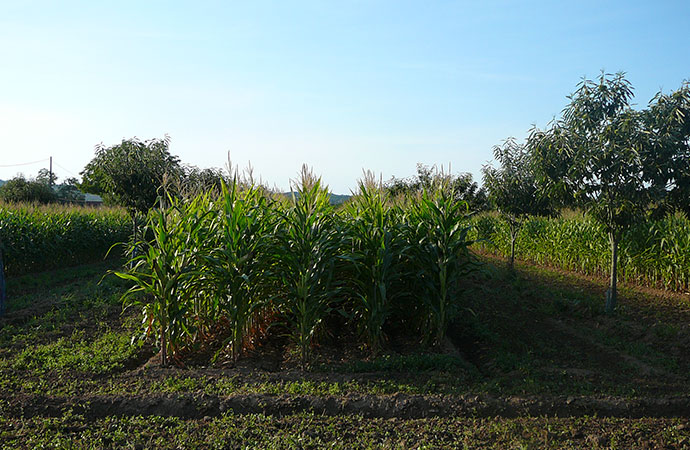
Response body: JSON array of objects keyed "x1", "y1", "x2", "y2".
[{"x1": 0, "y1": 255, "x2": 689, "y2": 448}]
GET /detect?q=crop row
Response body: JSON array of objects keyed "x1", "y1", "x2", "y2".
[
  {"x1": 119, "y1": 169, "x2": 476, "y2": 366},
  {"x1": 472, "y1": 214, "x2": 690, "y2": 291},
  {"x1": 0, "y1": 202, "x2": 131, "y2": 276}
]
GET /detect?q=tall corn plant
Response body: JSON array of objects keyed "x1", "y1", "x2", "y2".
[
  {"x1": 405, "y1": 185, "x2": 476, "y2": 346},
  {"x1": 115, "y1": 197, "x2": 212, "y2": 366},
  {"x1": 271, "y1": 166, "x2": 342, "y2": 369},
  {"x1": 200, "y1": 179, "x2": 274, "y2": 361},
  {"x1": 344, "y1": 172, "x2": 403, "y2": 354}
]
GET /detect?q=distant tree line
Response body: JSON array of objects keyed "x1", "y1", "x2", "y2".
[
  {"x1": 385, "y1": 163, "x2": 487, "y2": 211},
  {"x1": 0, "y1": 169, "x2": 84, "y2": 204}
]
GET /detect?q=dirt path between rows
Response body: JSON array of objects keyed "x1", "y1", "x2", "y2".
[
  {"x1": 4, "y1": 393, "x2": 690, "y2": 420},
  {"x1": 544, "y1": 318, "x2": 672, "y2": 378}
]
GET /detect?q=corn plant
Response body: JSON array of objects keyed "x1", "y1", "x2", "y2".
[
  {"x1": 404, "y1": 185, "x2": 476, "y2": 346},
  {"x1": 0, "y1": 202, "x2": 130, "y2": 276},
  {"x1": 200, "y1": 179, "x2": 274, "y2": 360},
  {"x1": 470, "y1": 212, "x2": 690, "y2": 293},
  {"x1": 115, "y1": 198, "x2": 212, "y2": 366},
  {"x1": 344, "y1": 172, "x2": 404, "y2": 354},
  {"x1": 270, "y1": 166, "x2": 343, "y2": 368}
]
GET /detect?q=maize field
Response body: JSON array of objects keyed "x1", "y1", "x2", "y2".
[
  {"x1": 0, "y1": 202, "x2": 131, "y2": 276},
  {"x1": 117, "y1": 168, "x2": 477, "y2": 366},
  {"x1": 472, "y1": 213, "x2": 690, "y2": 292}
]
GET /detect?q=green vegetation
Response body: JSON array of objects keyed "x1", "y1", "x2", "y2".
[
  {"x1": 344, "y1": 172, "x2": 403, "y2": 353},
  {"x1": 79, "y1": 136, "x2": 183, "y2": 215},
  {"x1": 2, "y1": 239, "x2": 689, "y2": 448},
  {"x1": 272, "y1": 166, "x2": 345, "y2": 368},
  {"x1": 2, "y1": 74, "x2": 690, "y2": 448},
  {"x1": 113, "y1": 165, "x2": 478, "y2": 367},
  {"x1": 482, "y1": 138, "x2": 554, "y2": 270},
  {"x1": 0, "y1": 175, "x2": 56, "y2": 204},
  {"x1": 2, "y1": 414, "x2": 688, "y2": 450},
  {"x1": 0, "y1": 202, "x2": 130, "y2": 276},
  {"x1": 528, "y1": 73, "x2": 690, "y2": 312},
  {"x1": 472, "y1": 213, "x2": 690, "y2": 291},
  {"x1": 9, "y1": 328, "x2": 140, "y2": 374}
]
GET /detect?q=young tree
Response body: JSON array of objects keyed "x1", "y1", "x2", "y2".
[
  {"x1": 530, "y1": 72, "x2": 656, "y2": 313},
  {"x1": 80, "y1": 136, "x2": 182, "y2": 216},
  {"x1": 181, "y1": 165, "x2": 228, "y2": 197},
  {"x1": 482, "y1": 138, "x2": 553, "y2": 270}
]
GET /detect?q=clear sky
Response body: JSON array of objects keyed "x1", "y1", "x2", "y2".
[{"x1": 1, "y1": 0, "x2": 689, "y2": 193}]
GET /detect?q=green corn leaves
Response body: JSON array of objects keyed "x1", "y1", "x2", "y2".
[
  {"x1": 114, "y1": 168, "x2": 480, "y2": 367},
  {"x1": 473, "y1": 213, "x2": 690, "y2": 292},
  {"x1": 404, "y1": 186, "x2": 477, "y2": 346},
  {"x1": 344, "y1": 174, "x2": 404, "y2": 354},
  {"x1": 0, "y1": 202, "x2": 130, "y2": 276},
  {"x1": 269, "y1": 166, "x2": 344, "y2": 368}
]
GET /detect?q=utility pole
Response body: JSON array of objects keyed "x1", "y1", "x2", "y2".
[{"x1": 49, "y1": 156, "x2": 53, "y2": 187}]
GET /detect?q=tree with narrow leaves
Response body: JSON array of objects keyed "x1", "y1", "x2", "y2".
[
  {"x1": 80, "y1": 136, "x2": 183, "y2": 256},
  {"x1": 482, "y1": 138, "x2": 553, "y2": 270},
  {"x1": 643, "y1": 81, "x2": 690, "y2": 216},
  {"x1": 529, "y1": 72, "x2": 657, "y2": 313},
  {"x1": 80, "y1": 136, "x2": 182, "y2": 217}
]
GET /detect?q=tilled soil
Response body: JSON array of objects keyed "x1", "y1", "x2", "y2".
[{"x1": 4, "y1": 392, "x2": 690, "y2": 421}]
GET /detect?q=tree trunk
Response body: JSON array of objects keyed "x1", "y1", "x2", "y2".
[
  {"x1": 605, "y1": 232, "x2": 619, "y2": 314},
  {"x1": 509, "y1": 225, "x2": 517, "y2": 271},
  {"x1": 130, "y1": 215, "x2": 137, "y2": 266}
]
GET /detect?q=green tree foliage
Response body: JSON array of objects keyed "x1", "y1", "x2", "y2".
[
  {"x1": 482, "y1": 138, "x2": 553, "y2": 270},
  {"x1": 644, "y1": 81, "x2": 690, "y2": 216},
  {"x1": 80, "y1": 136, "x2": 182, "y2": 216},
  {"x1": 182, "y1": 166, "x2": 228, "y2": 197},
  {"x1": 0, "y1": 175, "x2": 56, "y2": 204},
  {"x1": 529, "y1": 72, "x2": 658, "y2": 313},
  {"x1": 36, "y1": 168, "x2": 58, "y2": 186},
  {"x1": 386, "y1": 164, "x2": 487, "y2": 211}
]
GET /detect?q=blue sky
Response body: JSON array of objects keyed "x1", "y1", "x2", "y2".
[{"x1": 1, "y1": 0, "x2": 689, "y2": 193}]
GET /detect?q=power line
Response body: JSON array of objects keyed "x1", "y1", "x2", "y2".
[
  {"x1": 54, "y1": 162, "x2": 80, "y2": 178},
  {"x1": 0, "y1": 158, "x2": 50, "y2": 168}
]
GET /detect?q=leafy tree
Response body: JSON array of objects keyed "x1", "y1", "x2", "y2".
[
  {"x1": 643, "y1": 81, "x2": 690, "y2": 216},
  {"x1": 529, "y1": 72, "x2": 656, "y2": 313},
  {"x1": 482, "y1": 138, "x2": 553, "y2": 270},
  {"x1": 0, "y1": 175, "x2": 56, "y2": 204},
  {"x1": 386, "y1": 164, "x2": 486, "y2": 211},
  {"x1": 36, "y1": 168, "x2": 58, "y2": 186},
  {"x1": 80, "y1": 136, "x2": 182, "y2": 216},
  {"x1": 182, "y1": 165, "x2": 228, "y2": 197}
]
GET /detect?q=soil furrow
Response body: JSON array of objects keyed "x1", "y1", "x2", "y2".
[{"x1": 4, "y1": 393, "x2": 690, "y2": 420}]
